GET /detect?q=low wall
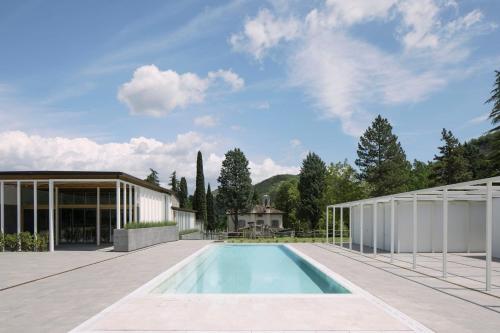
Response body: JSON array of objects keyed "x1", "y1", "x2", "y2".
[
  {"x1": 113, "y1": 226, "x2": 178, "y2": 252},
  {"x1": 180, "y1": 231, "x2": 202, "y2": 240}
]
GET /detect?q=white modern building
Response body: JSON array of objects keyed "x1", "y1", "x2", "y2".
[
  {"x1": 326, "y1": 176, "x2": 500, "y2": 291},
  {"x1": 0, "y1": 171, "x2": 198, "y2": 251}
]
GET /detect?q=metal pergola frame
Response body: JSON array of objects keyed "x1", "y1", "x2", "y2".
[{"x1": 326, "y1": 176, "x2": 500, "y2": 291}]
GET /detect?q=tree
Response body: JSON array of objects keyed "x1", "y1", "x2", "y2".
[
  {"x1": 355, "y1": 115, "x2": 410, "y2": 196},
  {"x1": 274, "y1": 179, "x2": 300, "y2": 230},
  {"x1": 169, "y1": 171, "x2": 179, "y2": 194},
  {"x1": 217, "y1": 148, "x2": 253, "y2": 231},
  {"x1": 430, "y1": 129, "x2": 471, "y2": 185},
  {"x1": 486, "y1": 70, "x2": 500, "y2": 133},
  {"x1": 145, "y1": 168, "x2": 160, "y2": 186},
  {"x1": 193, "y1": 151, "x2": 207, "y2": 227},
  {"x1": 297, "y1": 152, "x2": 327, "y2": 230},
  {"x1": 408, "y1": 160, "x2": 432, "y2": 191},
  {"x1": 178, "y1": 177, "x2": 189, "y2": 208},
  {"x1": 206, "y1": 184, "x2": 216, "y2": 231}
]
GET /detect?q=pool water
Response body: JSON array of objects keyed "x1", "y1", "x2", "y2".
[{"x1": 153, "y1": 245, "x2": 350, "y2": 294}]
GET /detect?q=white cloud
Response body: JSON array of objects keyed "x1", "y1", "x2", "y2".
[
  {"x1": 230, "y1": 8, "x2": 300, "y2": 60},
  {"x1": 117, "y1": 65, "x2": 244, "y2": 117},
  {"x1": 231, "y1": 0, "x2": 493, "y2": 136},
  {"x1": 467, "y1": 113, "x2": 489, "y2": 125},
  {"x1": 194, "y1": 115, "x2": 217, "y2": 128},
  {"x1": 257, "y1": 101, "x2": 270, "y2": 109},
  {"x1": 0, "y1": 130, "x2": 297, "y2": 187},
  {"x1": 290, "y1": 138, "x2": 301, "y2": 147}
]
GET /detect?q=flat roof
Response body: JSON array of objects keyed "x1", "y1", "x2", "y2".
[{"x1": 0, "y1": 171, "x2": 175, "y2": 195}]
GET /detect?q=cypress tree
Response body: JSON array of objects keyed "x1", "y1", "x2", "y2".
[
  {"x1": 169, "y1": 171, "x2": 179, "y2": 194},
  {"x1": 430, "y1": 129, "x2": 471, "y2": 185},
  {"x1": 297, "y1": 152, "x2": 327, "y2": 230},
  {"x1": 145, "y1": 168, "x2": 160, "y2": 186},
  {"x1": 486, "y1": 70, "x2": 500, "y2": 133},
  {"x1": 355, "y1": 115, "x2": 410, "y2": 196},
  {"x1": 179, "y1": 177, "x2": 189, "y2": 208},
  {"x1": 206, "y1": 183, "x2": 216, "y2": 231},
  {"x1": 193, "y1": 151, "x2": 207, "y2": 226}
]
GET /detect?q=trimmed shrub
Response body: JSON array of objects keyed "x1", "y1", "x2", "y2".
[
  {"x1": 124, "y1": 221, "x2": 176, "y2": 230},
  {"x1": 20, "y1": 232, "x2": 35, "y2": 251},
  {"x1": 35, "y1": 233, "x2": 49, "y2": 251},
  {"x1": 4, "y1": 234, "x2": 19, "y2": 251},
  {"x1": 0, "y1": 232, "x2": 4, "y2": 250}
]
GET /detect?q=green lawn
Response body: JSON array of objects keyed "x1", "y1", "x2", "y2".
[{"x1": 225, "y1": 237, "x2": 350, "y2": 244}]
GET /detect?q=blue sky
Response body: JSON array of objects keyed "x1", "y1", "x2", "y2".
[{"x1": 0, "y1": 0, "x2": 499, "y2": 188}]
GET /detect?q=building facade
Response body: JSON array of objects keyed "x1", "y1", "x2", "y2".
[
  {"x1": 0, "y1": 171, "x2": 198, "y2": 251},
  {"x1": 228, "y1": 197, "x2": 284, "y2": 232}
]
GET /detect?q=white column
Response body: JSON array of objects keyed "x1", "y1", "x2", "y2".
[
  {"x1": 48, "y1": 180, "x2": 54, "y2": 252},
  {"x1": 360, "y1": 203, "x2": 364, "y2": 253},
  {"x1": 96, "y1": 187, "x2": 100, "y2": 246},
  {"x1": 134, "y1": 186, "x2": 138, "y2": 223},
  {"x1": 349, "y1": 206, "x2": 352, "y2": 250},
  {"x1": 128, "y1": 184, "x2": 132, "y2": 223},
  {"x1": 326, "y1": 206, "x2": 329, "y2": 244},
  {"x1": 390, "y1": 198, "x2": 395, "y2": 263},
  {"x1": 33, "y1": 181, "x2": 37, "y2": 237},
  {"x1": 123, "y1": 184, "x2": 127, "y2": 225},
  {"x1": 55, "y1": 187, "x2": 59, "y2": 246},
  {"x1": 486, "y1": 181, "x2": 493, "y2": 291},
  {"x1": 443, "y1": 189, "x2": 448, "y2": 278},
  {"x1": 0, "y1": 181, "x2": 4, "y2": 235},
  {"x1": 333, "y1": 207, "x2": 336, "y2": 246},
  {"x1": 373, "y1": 202, "x2": 377, "y2": 256},
  {"x1": 466, "y1": 201, "x2": 471, "y2": 254},
  {"x1": 340, "y1": 207, "x2": 344, "y2": 248},
  {"x1": 16, "y1": 181, "x2": 21, "y2": 235},
  {"x1": 413, "y1": 193, "x2": 417, "y2": 269},
  {"x1": 116, "y1": 181, "x2": 121, "y2": 230}
]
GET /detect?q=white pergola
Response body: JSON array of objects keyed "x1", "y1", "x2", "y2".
[
  {"x1": 0, "y1": 174, "x2": 174, "y2": 252},
  {"x1": 326, "y1": 176, "x2": 500, "y2": 291}
]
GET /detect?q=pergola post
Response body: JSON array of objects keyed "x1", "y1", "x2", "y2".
[
  {"x1": 55, "y1": 187, "x2": 59, "y2": 246},
  {"x1": 390, "y1": 198, "x2": 395, "y2": 263},
  {"x1": 33, "y1": 181, "x2": 37, "y2": 238},
  {"x1": 325, "y1": 206, "x2": 329, "y2": 244},
  {"x1": 373, "y1": 202, "x2": 377, "y2": 257},
  {"x1": 116, "y1": 181, "x2": 121, "y2": 230},
  {"x1": 340, "y1": 206, "x2": 344, "y2": 248},
  {"x1": 349, "y1": 206, "x2": 352, "y2": 250},
  {"x1": 443, "y1": 188, "x2": 448, "y2": 278},
  {"x1": 360, "y1": 203, "x2": 364, "y2": 254},
  {"x1": 134, "y1": 186, "x2": 138, "y2": 223},
  {"x1": 0, "y1": 181, "x2": 4, "y2": 237},
  {"x1": 486, "y1": 181, "x2": 493, "y2": 291},
  {"x1": 128, "y1": 184, "x2": 132, "y2": 224},
  {"x1": 96, "y1": 187, "x2": 100, "y2": 246},
  {"x1": 48, "y1": 180, "x2": 54, "y2": 252},
  {"x1": 333, "y1": 206, "x2": 336, "y2": 246},
  {"x1": 413, "y1": 193, "x2": 418, "y2": 269}
]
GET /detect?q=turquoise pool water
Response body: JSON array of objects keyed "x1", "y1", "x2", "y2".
[{"x1": 153, "y1": 245, "x2": 350, "y2": 294}]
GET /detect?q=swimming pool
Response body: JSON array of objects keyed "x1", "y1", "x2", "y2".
[{"x1": 153, "y1": 244, "x2": 350, "y2": 294}]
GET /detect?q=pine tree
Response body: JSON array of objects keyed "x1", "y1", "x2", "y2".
[
  {"x1": 297, "y1": 152, "x2": 327, "y2": 230},
  {"x1": 179, "y1": 177, "x2": 189, "y2": 208},
  {"x1": 169, "y1": 171, "x2": 179, "y2": 194},
  {"x1": 486, "y1": 70, "x2": 500, "y2": 133},
  {"x1": 217, "y1": 148, "x2": 253, "y2": 231},
  {"x1": 431, "y1": 129, "x2": 471, "y2": 185},
  {"x1": 355, "y1": 115, "x2": 410, "y2": 196},
  {"x1": 145, "y1": 168, "x2": 160, "y2": 186},
  {"x1": 408, "y1": 160, "x2": 432, "y2": 190},
  {"x1": 193, "y1": 151, "x2": 207, "y2": 227},
  {"x1": 206, "y1": 184, "x2": 216, "y2": 231}
]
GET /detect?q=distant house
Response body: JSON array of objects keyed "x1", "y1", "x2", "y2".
[{"x1": 227, "y1": 195, "x2": 284, "y2": 231}]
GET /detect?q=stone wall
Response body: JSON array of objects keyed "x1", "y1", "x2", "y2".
[{"x1": 113, "y1": 225, "x2": 178, "y2": 252}]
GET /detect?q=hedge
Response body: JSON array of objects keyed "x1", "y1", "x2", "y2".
[
  {"x1": 124, "y1": 221, "x2": 176, "y2": 230},
  {"x1": 0, "y1": 232, "x2": 49, "y2": 252},
  {"x1": 179, "y1": 228, "x2": 199, "y2": 236}
]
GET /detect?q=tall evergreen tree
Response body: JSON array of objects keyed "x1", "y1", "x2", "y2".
[
  {"x1": 355, "y1": 115, "x2": 410, "y2": 196},
  {"x1": 193, "y1": 151, "x2": 207, "y2": 226},
  {"x1": 486, "y1": 70, "x2": 500, "y2": 133},
  {"x1": 178, "y1": 177, "x2": 189, "y2": 208},
  {"x1": 145, "y1": 168, "x2": 160, "y2": 186},
  {"x1": 430, "y1": 129, "x2": 471, "y2": 185},
  {"x1": 169, "y1": 171, "x2": 179, "y2": 194},
  {"x1": 206, "y1": 184, "x2": 216, "y2": 231},
  {"x1": 297, "y1": 152, "x2": 327, "y2": 230},
  {"x1": 217, "y1": 148, "x2": 253, "y2": 231}
]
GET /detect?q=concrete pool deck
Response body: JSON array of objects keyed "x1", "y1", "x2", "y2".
[{"x1": 1, "y1": 241, "x2": 500, "y2": 332}]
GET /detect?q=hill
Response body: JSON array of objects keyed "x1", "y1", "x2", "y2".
[{"x1": 253, "y1": 174, "x2": 298, "y2": 201}]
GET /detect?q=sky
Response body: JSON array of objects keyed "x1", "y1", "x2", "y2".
[{"x1": 0, "y1": 0, "x2": 499, "y2": 190}]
